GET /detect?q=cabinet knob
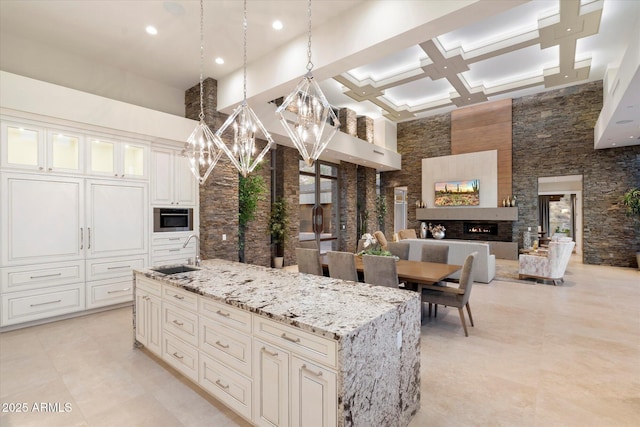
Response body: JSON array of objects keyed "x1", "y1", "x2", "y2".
[
  {"x1": 114, "y1": 173, "x2": 118, "y2": 176},
  {"x1": 48, "y1": 167, "x2": 52, "y2": 172},
  {"x1": 39, "y1": 167, "x2": 44, "y2": 170}
]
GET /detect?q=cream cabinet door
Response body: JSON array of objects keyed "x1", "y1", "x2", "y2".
[
  {"x1": 253, "y1": 340, "x2": 290, "y2": 427},
  {"x1": 135, "y1": 288, "x2": 162, "y2": 356},
  {"x1": 151, "y1": 148, "x2": 196, "y2": 206},
  {"x1": 1, "y1": 173, "x2": 84, "y2": 266},
  {"x1": 174, "y1": 153, "x2": 196, "y2": 206},
  {"x1": 291, "y1": 357, "x2": 337, "y2": 427},
  {"x1": 85, "y1": 179, "x2": 148, "y2": 258}
]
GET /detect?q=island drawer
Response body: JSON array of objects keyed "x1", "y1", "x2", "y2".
[
  {"x1": 1, "y1": 261, "x2": 84, "y2": 293},
  {"x1": 86, "y1": 277, "x2": 133, "y2": 309},
  {"x1": 136, "y1": 276, "x2": 162, "y2": 297},
  {"x1": 200, "y1": 316, "x2": 252, "y2": 377},
  {"x1": 199, "y1": 298, "x2": 251, "y2": 333},
  {"x1": 253, "y1": 316, "x2": 337, "y2": 369},
  {"x1": 162, "y1": 301, "x2": 198, "y2": 346},
  {"x1": 162, "y1": 284, "x2": 198, "y2": 312},
  {"x1": 162, "y1": 331, "x2": 199, "y2": 382},
  {"x1": 199, "y1": 353, "x2": 252, "y2": 420}
]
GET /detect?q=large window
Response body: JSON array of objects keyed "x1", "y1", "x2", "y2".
[{"x1": 299, "y1": 161, "x2": 338, "y2": 254}]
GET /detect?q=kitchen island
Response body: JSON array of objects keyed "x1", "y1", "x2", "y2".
[{"x1": 134, "y1": 258, "x2": 421, "y2": 427}]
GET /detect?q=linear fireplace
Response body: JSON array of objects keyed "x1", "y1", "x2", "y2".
[{"x1": 464, "y1": 222, "x2": 498, "y2": 236}]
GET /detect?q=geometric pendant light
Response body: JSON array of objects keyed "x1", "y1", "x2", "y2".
[
  {"x1": 213, "y1": 0, "x2": 275, "y2": 177},
  {"x1": 276, "y1": 0, "x2": 340, "y2": 167},
  {"x1": 183, "y1": 0, "x2": 223, "y2": 185}
]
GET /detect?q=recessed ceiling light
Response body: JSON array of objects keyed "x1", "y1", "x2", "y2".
[
  {"x1": 612, "y1": 143, "x2": 616, "y2": 146},
  {"x1": 146, "y1": 25, "x2": 158, "y2": 35},
  {"x1": 564, "y1": 75, "x2": 569, "y2": 78},
  {"x1": 272, "y1": 20, "x2": 283, "y2": 30},
  {"x1": 566, "y1": 27, "x2": 571, "y2": 32},
  {"x1": 215, "y1": 57, "x2": 224, "y2": 65},
  {"x1": 630, "y1": 135, "x2": 635, "y2": 139}
]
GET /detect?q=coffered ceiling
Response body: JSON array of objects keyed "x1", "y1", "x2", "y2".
[{"x1": 0, "y1": 0, "x2": 638, "y2": 150}]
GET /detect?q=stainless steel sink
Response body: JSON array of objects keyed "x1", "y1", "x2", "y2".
[{"x1": 151, "y1": 265, "x2": 199, "y2": 275}]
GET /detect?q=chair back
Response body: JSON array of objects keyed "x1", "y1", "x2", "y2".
[
  {"x1": 295, "y1": 247, "x2": 323, "y2": 276},
  {"x1": 547, "y1": 241, "x2": 575, "y2": 277},
  {"x1": 373, "y1": 230, "x2": 388, "y2": 250},
  {"x1": 363, "y1": 255, "x2": 398, "y2": 288},
  {"x1": 387, "y1": 242, "x2": 410, "y2": 260},
  {"x1": 298, "y1": 240, "x2": 318, "y2": 250},
  {"x1": 356, "y1": 239, "x2": 366, "y2": 253},
  {"x1": 327, "y1": 251, "x2": 358, "y2": 282},
  {"x1": 458, "y1": 252, "x2": 477, "y2": 305},
  {"x1": 397, "y1": 229, "x2": 417, "y2": 240},
  {"x1": 421, "y1": 244, "x2": 449, "y2": 264}
]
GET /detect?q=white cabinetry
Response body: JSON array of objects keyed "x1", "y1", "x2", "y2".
[
  {"x1": 135, "y1": 277, "x2": 162, "y2": 356},
  {"x1": 151, "y1": 147, "x2": 196, "y2": 206},
  {"x1": 85, "y1": 179, "x2": 148, "y2": 258},
  {"x1": 151, "y1": 232, "x2": 196, "y2": 266},
  {"x1": 1, "y1": 119, "x2": 83, "y2": 174},
  {"x1": 86, "y1": 136, "x2": 147, "y2": 179},
  {"x1": 133, "y1": 275, "x2": 339, "y2": 427}
]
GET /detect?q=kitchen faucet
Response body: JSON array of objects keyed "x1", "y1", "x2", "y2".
[{"x1": 183, "y1": 234, "x2": 201, "y2": 267}]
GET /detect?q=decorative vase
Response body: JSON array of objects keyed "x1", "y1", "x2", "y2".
[
  {"x1": 420, "y1": 222, "x2": 427, "y2": 239},
  {"x1": 273, "y1": 257, "x2": 284, "y2": 269},
  {"x1": 432, "y1": 230, "x2": 445, "y2": 240}
]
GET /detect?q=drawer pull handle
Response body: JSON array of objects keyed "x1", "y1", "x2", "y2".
[
  {"x1": 108, "y1": 288, "x2": 131, "y2": 294},
  {"x1": 107, "y1": 265, "x2": 131, "y2": 270},
  {"x1": 172, "y1": 352, "x2": 183, "y2": 360},
  {"x1": 169, "y1": 238, "x2": 181, "y2": 241},
  {"x1": 169, "y1": 249, "x2": 180, "y2": 252},
  {"x1": 215, "y1": 340, "x2": 229, "y2": 349},
  {"x1": 172, "y1": 319, "x2": 184, "y2": 326},
  {"x1": 215, "y1": 379, "x2": 229, "y2": 390},
  {"x1": 88, "y1": 228, "x2": 91, "y2": 249},
  {"x1": 261, "y1": 347, "x2": 278, "y2": 357},
  {"x1": 173, "y1": 294, "x2": 184, "y2": 300},
  {"x1": 80, "y1": 227, "x2": 84, "y2": 250},
  {"x1": 30, "y1": 299, "x2": 62, "y2": 307},
  {"x1": 281, "y1": 333, "x2": 301, "y2": 343},
  {"x1": 302, "y1": 364, "x2": 323, "y2": 377},
  {"x1": 215, "y1": 309, "x2": 230, "y2": 318},
  {"x1": 30, "y1": 273, "x2": 62, "y2": 279}
]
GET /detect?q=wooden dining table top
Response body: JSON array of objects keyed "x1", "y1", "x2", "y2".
[{"x1": 321, "y1": 254, "x2": 462, "y2": 286}]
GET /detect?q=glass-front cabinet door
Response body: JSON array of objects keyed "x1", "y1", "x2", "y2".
[
  {"x1": 1, "y1": 120, "x2": 44, "y2": 170},
  {"x1": 122, "y1": 143, "x2": 146, "y2": 178},
  {"x1": 87, "y1": 137, "x2": 116, "y2": 177},
  {"x1": 47, "y1": 129, "x2": 83, "y2": 174},
  {"x1": 86, "y1": 137, "x2": 147, "y2": 179}
]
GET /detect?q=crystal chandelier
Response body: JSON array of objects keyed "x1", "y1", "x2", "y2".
[
  {"x1": 213, "y1": 0, "x2": 274, "y2": 177},
  {"x1": 183, "y1": 0, "x2": 223, "y2": 185},
  {"x1": 276, "y1": 0, "x2": 340, "y2": 167}
]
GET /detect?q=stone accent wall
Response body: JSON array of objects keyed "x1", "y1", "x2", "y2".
[
  {"x1": 384, "y1": 114, "x2": 451, "y2": 233},
  {"x1": 357, "y1": 116, "x2": 374, "y2": 143},
  {"x1": 275, "y1": 146, "x2": 301, "y2": 267},
  {"x1": 339, "y1": 162, "x2": 358, "y2": 252},
  {"x1": 339, "y1": 108, "x2": 357, "y2": 137},
  {"x1": 513, "y1": 81, "x2": 640, "y2": 267},
  {"x1": 243, "y1": 143, "x2": 272, "y2": 268},
  {"x1": 357, "y1": 166, "x2": 378, "y2": 238}
]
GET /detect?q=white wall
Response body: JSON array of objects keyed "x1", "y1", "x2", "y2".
[{"x1": 421, "y1": 150, "x2": 498, "y2": 208}]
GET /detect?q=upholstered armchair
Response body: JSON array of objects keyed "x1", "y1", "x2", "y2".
[
  {"x1": 397, "y1": 229, "x2": 417, "y2": 240},
  {"x1": 518, "y1": 241, "x2": 575, "y2": 285}
]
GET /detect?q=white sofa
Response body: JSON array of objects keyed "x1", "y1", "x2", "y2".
[{"x1": 403, "y1": 239, "x2": 496, "y2": 283}]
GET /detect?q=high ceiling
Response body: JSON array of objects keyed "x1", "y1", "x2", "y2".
[{"x1": 1, "y1": 0, "x2": 638, "y2": 149}]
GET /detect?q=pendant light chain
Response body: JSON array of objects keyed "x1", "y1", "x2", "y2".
[
  {"x1": 243, "y1": 0, "x2": 248, "y2": 102},
  {"x1": 198, "y1": 0, "x2": 205, "y2": 121},
  {"x1": 306, "y1": 0, "x2": 313, "y2": 72}
]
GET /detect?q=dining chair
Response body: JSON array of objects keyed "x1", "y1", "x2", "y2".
[
  {"x1": 421, "y1": 244, "x2": 449, "y2": 264},
  {"x1": 298, "y1": 239, "x2": 318, "y2": 250},
  {"x1": 387, "y1": 242, "x2": 410, "y2": 260},
  {"x1": 373, "y1": 230, "x2": 389, "y2": 250},
  {"x1": 356, "y1": 239, "x2": 366, "y2": 253},
  {"x1": 327, "y1": 251, "x2": 358, "y2": 282},
  {"x1": 362, "y1": 254, "x2": 399, "y2": 288},
  {"x1": 397, "y1": 229, "x2": 417, "y2": 240},
  {"x1": 420, "y1": 252, "x2": 476, "y2": 336},
  {"x1": 295, "y1": 247, "x2": 323, "y2": 276}
]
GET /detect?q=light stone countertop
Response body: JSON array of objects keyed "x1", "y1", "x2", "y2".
[{"x1": 135, "y1": 258, "x2": 419, "y2": 341}]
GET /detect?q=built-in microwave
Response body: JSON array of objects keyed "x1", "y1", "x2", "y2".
[{"x1": 153, "y1": 208, "x2": 193, "y2": 232}]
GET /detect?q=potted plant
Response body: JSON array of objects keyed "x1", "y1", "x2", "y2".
[
  {"x1": 238, "y1": 169, "x2": 266, "y2": 263},
  {"x1": 622, "y1": 187, "x2": 640, "y2": 269},
  {"x1": 375, "y1": 194, "x2": 387, "y2": 232},
  {"x1": 268, "y1": 197, "x2": 290, "y2": 268}
]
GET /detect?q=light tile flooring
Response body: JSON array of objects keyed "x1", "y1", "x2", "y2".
[{"x1": 1, "y1": 259, "x2": 638, "y2": 426}]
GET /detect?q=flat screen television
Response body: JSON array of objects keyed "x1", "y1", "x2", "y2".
[{"x1": 434, "y1": 179, "x2": 480, "y2": 206}]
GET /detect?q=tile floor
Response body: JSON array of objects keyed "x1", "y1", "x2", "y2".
[{"x1": 1, "y1": 258, "x2": 638, "y2": 426}]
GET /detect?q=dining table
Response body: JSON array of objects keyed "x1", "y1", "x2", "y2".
[{"x1": 320, "y1": 254, "x2": 463, "y2": 294}]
